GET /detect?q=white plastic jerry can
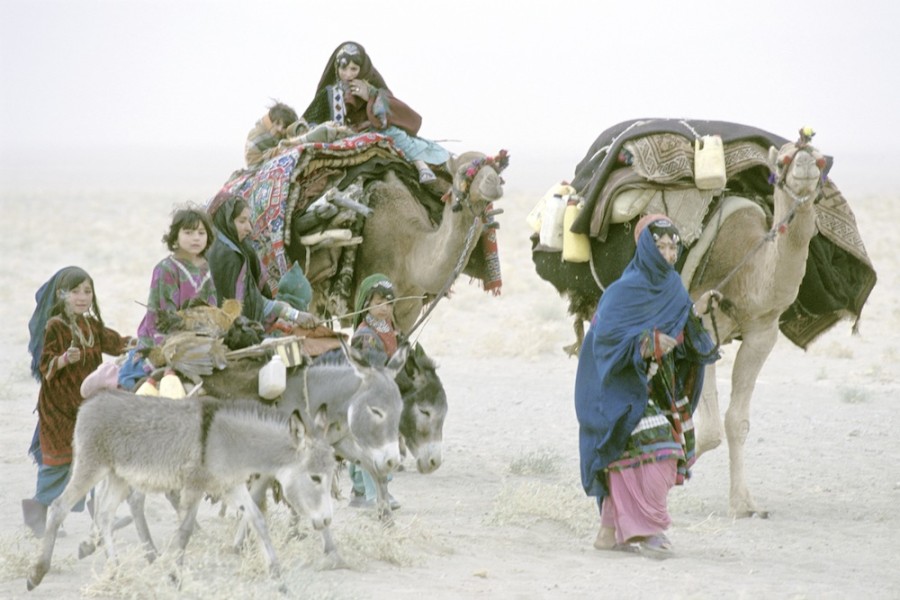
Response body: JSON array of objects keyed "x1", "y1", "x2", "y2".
[
  {"x1": 539, "y1": 193, "x2": 567, "y2": 250},
  {"x1": 694, "y1": 135, "x2": 726, "y2": 190},
  {"x1": 135, "y1": 377, "x2": 159, "y2": 396},
  {"x1": 159, "y1": 369, "x2": 186, "y2": 399},
  {"x1": 258, "y1": 354, "x2": 287, "y2": 400}
]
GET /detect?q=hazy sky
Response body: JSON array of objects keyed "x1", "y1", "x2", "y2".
[{"x1": 1, "y1": 0, "x2": 897, "y2": 197}]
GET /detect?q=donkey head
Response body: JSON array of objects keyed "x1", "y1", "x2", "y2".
[
  {"x1": 395, "y1": 343, "x2": 447, "y2": 474},
  {"x1": 278, "y1": 408, "x2": 335, "y2": 531},
  {"x1": 341, "y1": 340, "x2": 408, "y2": 479}
]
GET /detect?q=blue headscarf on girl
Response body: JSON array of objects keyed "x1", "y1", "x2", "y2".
[{"x1": 28, "y1": 266, "x2": 81, "y2": 381}]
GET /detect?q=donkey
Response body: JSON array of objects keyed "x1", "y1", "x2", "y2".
[
  {"x1": 394, "y1": 342, "x2": 447, "y2": 475},
  {"x1": 27, "y1": 391, "x2": 336, "y2": 591},
  {"x1": 202, "y1": 339, "x2": 408, "y2": 528}
]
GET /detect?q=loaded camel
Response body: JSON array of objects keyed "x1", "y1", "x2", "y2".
[
  {"x1": 539, "y1": 132, "x2": 827, "y2": 517},
  {"x1": 349, "y1": 150, "x2": 506, "y2": 333}
]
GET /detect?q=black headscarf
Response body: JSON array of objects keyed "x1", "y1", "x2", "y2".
[
  {"x1": 313, "y1": 41, "x2": 388, "y2": 93},
  {"x1": 303, "y1": 41, "x2": 390, "y2": 124},
  {"x1": 207, "y1": 193, "x2": 271, "y2": 322}
]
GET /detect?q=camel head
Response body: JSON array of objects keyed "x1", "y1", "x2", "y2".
[
  {"x1": 768, "y1": 129, "x2": 827, "y2": 200},
  {"x1": 448, "y1": 150, "x2": 509, "y2": 215}
]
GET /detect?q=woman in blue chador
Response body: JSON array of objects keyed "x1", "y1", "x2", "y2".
[{"x1": 574, "y1": 214, "x2": 721, "y2": 558}]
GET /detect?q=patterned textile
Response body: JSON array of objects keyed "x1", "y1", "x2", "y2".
[
  {"x1": 136, "y1": 255, "x2": 217, "y2": 349},
  {"x1": 213, "y1": 133, "x2": 503, "y2": 303},
  {"x1": 38, "y1": 316, "x2": 128, "y2": 465},
  {"x1": 217, "y1": 150, "x2": 300, "y2": 289},
  {"x1": 607, "y1": 393, "x2": 695, "y2": 486},
  {"x1": 779, "y1": 180, "x2": 877, "y2": 347},
  {"x1": 481, "y1": 212, "x2": 502, "y2": 294}
]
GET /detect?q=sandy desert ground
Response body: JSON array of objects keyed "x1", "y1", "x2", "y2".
[{"x1": 0, "y1": 180, "x2": 898, "y2": 599}]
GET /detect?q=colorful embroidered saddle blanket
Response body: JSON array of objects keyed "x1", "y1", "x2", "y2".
[{"x1": 209, "y1": 132, "x2": 502, "y2": 302}]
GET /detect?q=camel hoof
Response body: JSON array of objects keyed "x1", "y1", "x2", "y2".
[
  {"x1": 562, "y1": 343, "x2": 580, "y2": 357},
  {"x1": 695, "y1": 437, "x2": 722, "y2": 457}
]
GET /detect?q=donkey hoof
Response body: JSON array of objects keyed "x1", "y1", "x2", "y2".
[
  {"x1": 78, "y1": 541, "x2": 97, "y2": 559},
  {"x1": 26, "y1": 566, "x2": 46, "y2": 591}
]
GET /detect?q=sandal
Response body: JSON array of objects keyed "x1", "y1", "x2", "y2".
[
  {"x1": 594, "y1": 527, "x2": 639, "y2": 554},
  {"x1": 418, "y1": 168, "x2": 437, "y2": 184},
  {"x1": 635, "y1": 534, "x2": 673, "y2": 560}
]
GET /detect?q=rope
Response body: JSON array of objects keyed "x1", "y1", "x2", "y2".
[{"x1": 408, "y1": 215, "x2": 482, "y2": 335}]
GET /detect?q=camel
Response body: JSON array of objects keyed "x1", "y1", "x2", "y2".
[
  {"x1": 537, "y1": 132, "x2": 828, "y2": 517},
  {"x1": 690, "y1": 137, "x2": 824, "y2": 517},
  {"x1": 352, "y1": 151, "x2": 506, "y2": 333}
]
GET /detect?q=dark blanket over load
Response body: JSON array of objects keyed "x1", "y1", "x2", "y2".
[{"x1": 564, "y1": 118, "x2": 876, "y2": 349}]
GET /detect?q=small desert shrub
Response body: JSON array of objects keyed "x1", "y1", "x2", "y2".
[
  {"x1": 507, "y1": 448, "x2": 563, "y2": 476},
  {"x1": 487, "y1": 480, "x2": 595, "y2": 537},
  {"x1": 838, "y1": 386, "x2": 867, "y2": 404}
]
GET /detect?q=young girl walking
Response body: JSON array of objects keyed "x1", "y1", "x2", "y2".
[
  {"x1": 23, "y1": 266, "x2": 131, "y2": 537},
  {"x1": 118, "y1": 205, "x2": 218, "y2": 390}
]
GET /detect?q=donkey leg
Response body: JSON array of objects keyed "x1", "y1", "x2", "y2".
[
  {"x1": 373, "y1": 475, "x2": 394, "y2": 524},
  {"x1": 170, "y1": 490, "x2": 203, "y2": 567},
  {"x1": 232, "y1": 475, "x2": 272, "y2": 552},
  {"x1": 225, "y1": 484, "x2": 281, "y2": 578},
  {"x1": 27, "y1": 465, "x2": 109, "y2": 590},
  {"x1": 94, "y1": 473, "x2": 132, "y2": 565},
  {"x1": 126, "y1": 489, "x2": 159, "y2": 562}
]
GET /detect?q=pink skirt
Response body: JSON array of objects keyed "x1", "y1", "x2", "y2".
[{"x1": 600, "y1": 459, "x2": 676, "y2": 544}]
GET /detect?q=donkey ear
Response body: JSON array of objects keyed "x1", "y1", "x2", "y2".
[
  {"x1": 340, "y1": 336, "x2": 373, "y2": 377},
  {"x1": 313, "y1": 404, "x2": 329, "y2": 437},
  {"x1": 289, "y1": 412, "x2": 306, "y2": 446},
  {"x1": 384, "y1": 342, "x2": 410, "y2": 378}
]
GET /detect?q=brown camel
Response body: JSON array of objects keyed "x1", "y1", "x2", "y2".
[
  {"x1": 352, "y1": 151, "x2": 506, "y2": 333},
  {"x1": 691, "y1": 136, "x2": 826, "y2": 517}
]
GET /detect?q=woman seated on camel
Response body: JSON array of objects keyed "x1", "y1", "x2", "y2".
[
  {"x1": 207, "y1": 192, "x2": 317, "y2": 330},
  {"x1": 302, "y1": 41, "x2": 449, "y2": 185}
]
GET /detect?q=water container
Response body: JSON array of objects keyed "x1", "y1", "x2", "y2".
[
  {"x1": 135, "y1": 377, "x2": 159, "y2": 396},
  {"x1": 539, "y1": 193, "x2": 567, "y2": 250},
  {"x1": 258, "y1": 354, "x2": 286, "y2": 400},
  {"x1": 562, "y1": 198, "x2": 591, "y2": 263},
  {"x1": 694, "y1": 135, "x2": 726, "y2": 190},
  {"x1": 159, "y1": 369, "x2": 186, "y2": 399},
  {"x1": 525, "y1": 195, "x2": 545, "y2": 234}
]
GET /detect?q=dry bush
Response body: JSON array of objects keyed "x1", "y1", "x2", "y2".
[
  {"x1": 487, "y1": 480, "x2": 595, "y2": 537},
  {"x1": 507, "y1": 448, "x2": 563, "y2": 476}
]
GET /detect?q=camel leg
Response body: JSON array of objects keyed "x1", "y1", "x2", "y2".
[
  {"x1": 563, "y1": 317, "x2": 584, "y2": 357},
  {"x1": 725, "y1": 326, "x2": 777, "y2": 518},
  {"x1": 224, "y1": 484, "x2": 282, "y2": 578},
  {"x1": 27, "y1": 465, "x2": 109, "y2": 591},
  {"x1": 695, "y1": 362, "x2": 725, "y2": 457}
]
